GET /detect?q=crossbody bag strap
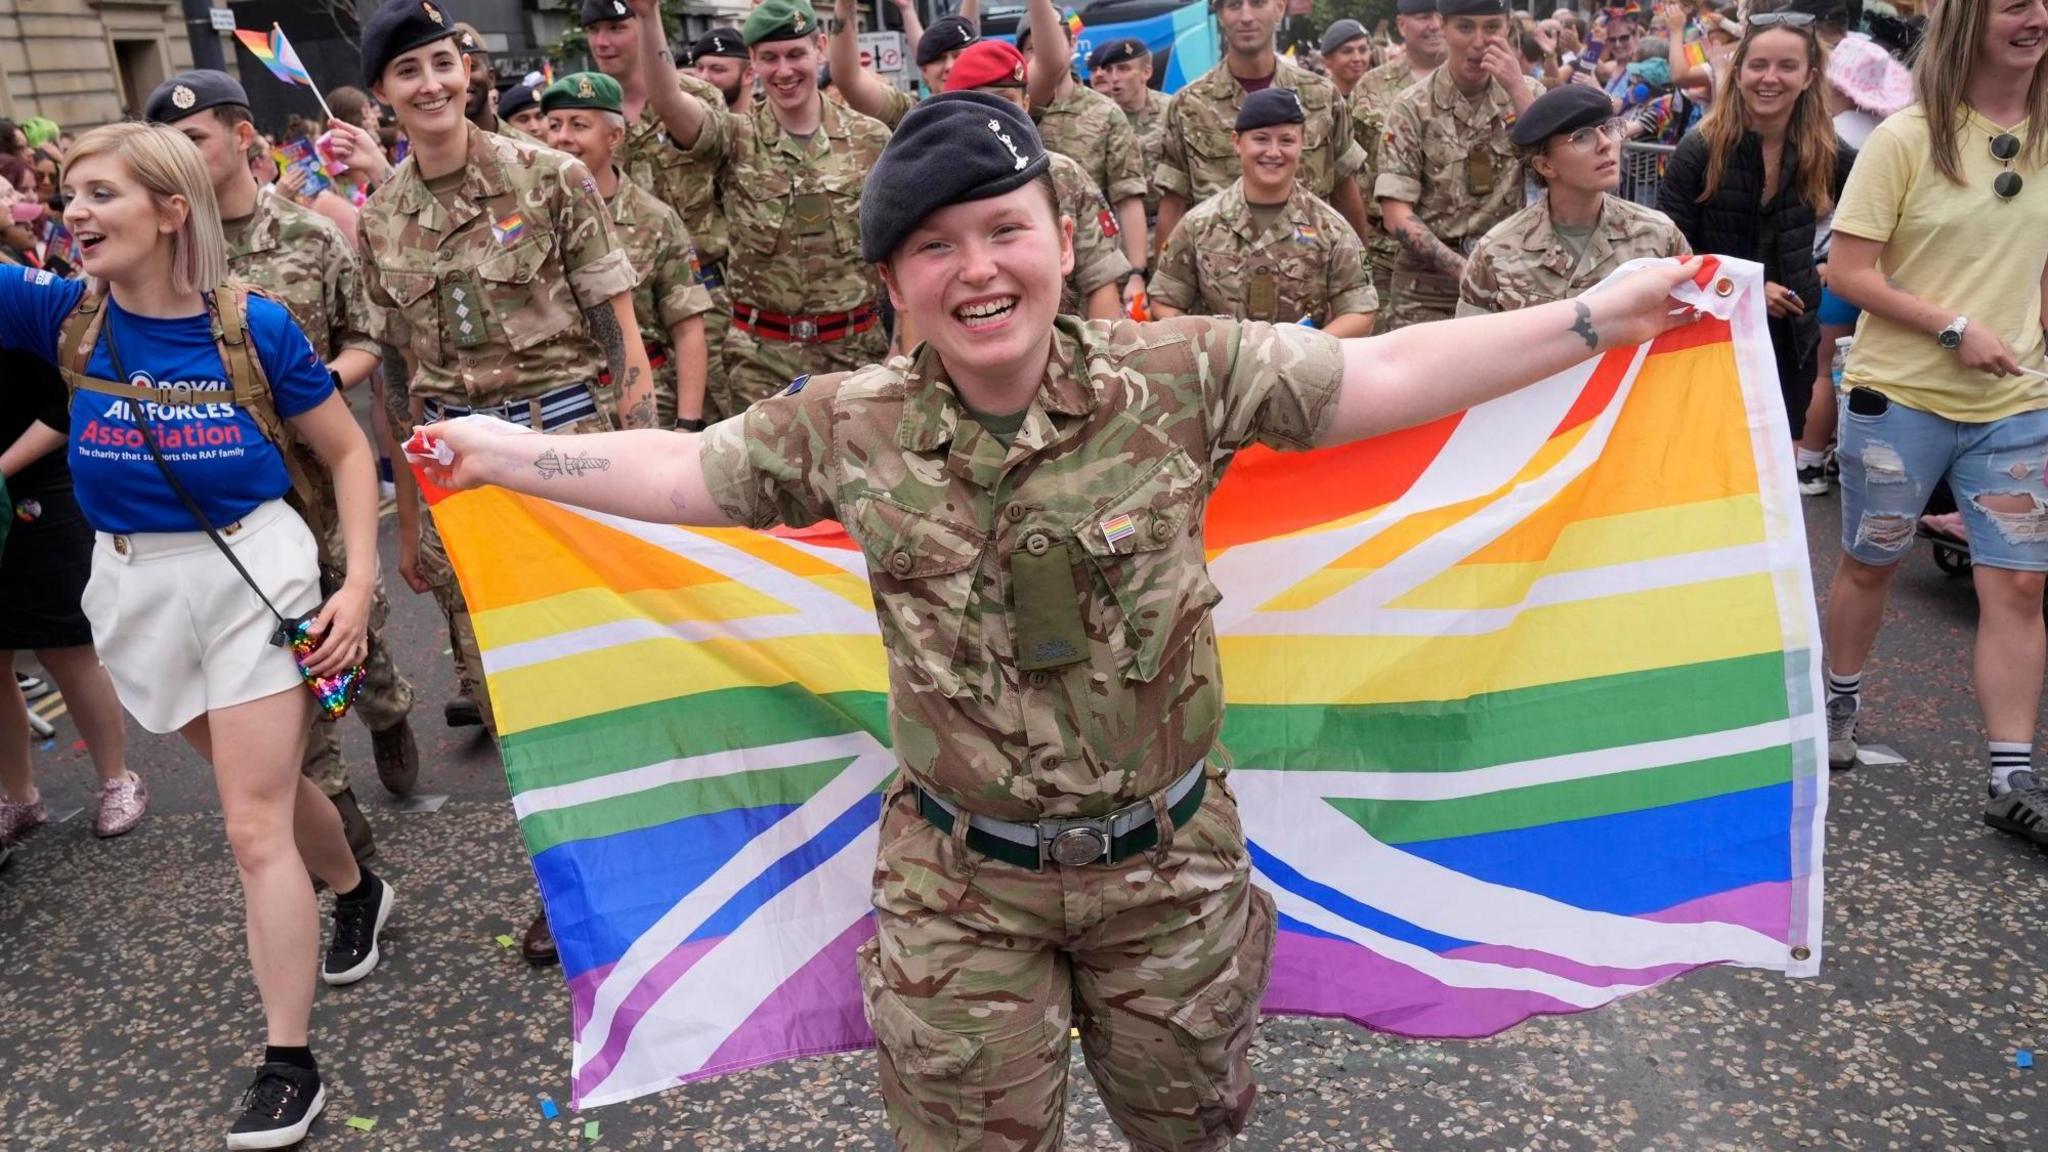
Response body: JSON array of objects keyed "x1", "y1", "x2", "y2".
[{"x1": 102, "y1": 309, "x2": 292, "y2": 640}]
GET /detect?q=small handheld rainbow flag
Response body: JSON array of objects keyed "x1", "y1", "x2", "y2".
[{"x1": 234, "y1": 24, "x2": 334, "y2": 119}]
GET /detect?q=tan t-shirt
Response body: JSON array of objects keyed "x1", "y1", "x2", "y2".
[{"x1": 1833, "y1": 106, "x2": 2048, "y2": 421}]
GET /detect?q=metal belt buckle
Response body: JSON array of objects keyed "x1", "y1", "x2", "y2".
[
  {"x1": 791, "y1": 318, "x2": 818, "y2": 344},
  {"x1": 1038, "y1": 816, "x2": 1113, "y2": 868}
]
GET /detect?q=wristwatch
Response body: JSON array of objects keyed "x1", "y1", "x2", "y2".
[
  {"x1": 678, "y1": 416, "x2": 708, "y2": 432},
  {"x1": 1937, "y1": 315, "x2": 1969, "y2": 350}
]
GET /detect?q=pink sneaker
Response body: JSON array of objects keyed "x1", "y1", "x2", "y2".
[
  {"x1": 0, "y1": 793, "x2": 47, "y2": 844},
  {"x1": 94, "y1": 772, "x2": 147, "y2": 838}
]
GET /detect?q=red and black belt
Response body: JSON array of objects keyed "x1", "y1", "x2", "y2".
[
  {"x1": 598, "y1": 343, "x2": 671, "y2": 387},
  {"x1": 731, "y1": 302, "x2": 878, "y2": 345}
]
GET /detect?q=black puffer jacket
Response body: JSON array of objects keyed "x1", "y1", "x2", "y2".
[{"x1": 1657, "y1": 129, "x2": 1854, "y2": 437}]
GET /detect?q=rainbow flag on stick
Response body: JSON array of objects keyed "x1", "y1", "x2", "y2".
[
  {"x1": 234, "y1": 24, "x2": 332, "y2": 120},
  {"x1": 418, "y1": 258, "x2": 1827, "y2": 1109}
]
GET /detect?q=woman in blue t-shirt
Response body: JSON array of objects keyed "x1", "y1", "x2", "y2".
[{"x1": 2, "y1": 122, "x2": 391, "y2": 1148}]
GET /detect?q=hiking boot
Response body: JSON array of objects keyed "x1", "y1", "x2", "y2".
[
  {"x1": 371, "y1": 718, "x2": 419, "y2": 797},
  {"x1": 443, "y1": 696, "x2": 482, "y2": 728},
  {"x1": 93, "y1": 771, "x2": 147, "y2": 838},
  {"x1": 1986, "y1": 771, "x2": 2048, "y2": 846},
  {"x1": 1826, "y1": 695, "x2": 1859, "y2": 771},
  {"x1": 323, "y1": 873, "x2": 395, "y2": 986},
  {"x1": 330, "y1": 788, "x2": 376, "y2": 863},
  {"x1": 226, "y1": 1062, "x2": 324, "y2": 1150},
  {"x1": 0, "y1": 792, "x2": 46, "y2": 845}
]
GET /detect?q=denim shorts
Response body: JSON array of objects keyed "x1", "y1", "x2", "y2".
[{"x1": 1837, "y1": 389, "x2": 2048, "y2": 571}]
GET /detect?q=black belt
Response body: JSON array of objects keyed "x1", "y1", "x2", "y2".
[
  {"x1": 421, "y1": 380, "x2": 599, "y2": 431},
  {"x1": 915, "y1": 763, "x2": 1208, "y2": 871}
]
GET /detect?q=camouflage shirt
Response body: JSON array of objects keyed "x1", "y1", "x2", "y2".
[
  {"x1": 357, "y1": 124, "x2": 640, "y2": 406},
  {"x1": 1348, "y1": 59, "x2": 1428, "y2": 233},
  {"x1": 622, "y1": 72, "x2": 734, "y2": 269},
  {"x1": 680, "y1": 95, "x2": 891, "y2": 317},
  {"x1": 1150, "y1": 179, "x2": 1376, "y2": 325},
  {"x1": 609, "y1": 168, "x2": 714, "y2": 346},
  {"x1": 1126, "y1": 87, "x2": 1172, "y2": 218},
  {"x1": 1376, "y1": 67, "x2": 1542, "y2": 249},
  {"x1": 1050, "y1": 151, "x2": 1134, "y2": 315},
  {"x1": 1035, "y1": 83, "x2": 1147, "y2": 207},
  {"x1": 1156, "y1": 54, "x2": 1364, "y2": 206},
  {"x1": 224, "y1": 188, "x2": 379, "y2": 363},
  {"x1": 869, "y1": 83, "x2": 919, "y2": 129},
  {"x1": 1457, "y1": 194, "x2": 1690, "y2": 316},
  {"x1": 701, "y1": 315, "x2": 1346, "y2": 820}
]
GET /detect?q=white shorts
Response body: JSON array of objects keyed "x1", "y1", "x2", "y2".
[{"x1": 81, "y1": 499, "x2": 323, "y2": 734}]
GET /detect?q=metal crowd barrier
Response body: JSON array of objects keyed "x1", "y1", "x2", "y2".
[{"x1": 1619, "y1": 142, "x2": 1677, "y2": 208}]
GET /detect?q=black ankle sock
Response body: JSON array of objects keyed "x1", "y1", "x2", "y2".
[
  {"x1": 336, "y1": 869, "x2": 380, "y2": 905},
  {"x1": 264, "y1": 1045, "x2": 317, "y2": 1072}
]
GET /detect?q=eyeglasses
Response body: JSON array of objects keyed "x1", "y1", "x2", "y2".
[
  {"x1": 1746, "y1": 11, "x2": 1816, "y2": 29},
  {"x1": 1559, "y1": 117, "x2": 1630, "y2": 153},
  {"x1": 1992, "y1": 132, "x2": 2024, "y2": 201}
]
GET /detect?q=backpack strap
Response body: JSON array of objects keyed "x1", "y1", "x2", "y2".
[
  {"x1": 58, "y1": 286, "x2": 237, "y2": 404},
  {"x1": 205, "y1": 284, "x2": 334, "y2": 553}
]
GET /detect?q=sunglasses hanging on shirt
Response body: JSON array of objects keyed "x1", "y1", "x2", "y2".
[{"x1": 1991, "y1": 132, "x2": 2024, "y2": 202}]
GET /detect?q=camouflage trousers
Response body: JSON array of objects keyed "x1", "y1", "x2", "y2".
[
  {"x1": 1366, "y1": 234, "x2": 1398, "y2": 335},
  {"x1": 700, "y1": 286, "x2": 731, "y2": 422},
  {"x1": 717, "y1": 317, "x2": 889, "y2": 421},
  {"x1": 862, "y1": 766, "x2": 1276, "y2": 1152},
  {"x1": 1383, "y1": 258, "x2": 1460, "y2": 331},
  {"x1": 292, "y1": 448, "x2": 416, "y2": 797},
  {"x1": 414, "y1": 412, "x2": 613, "y2": 740}
]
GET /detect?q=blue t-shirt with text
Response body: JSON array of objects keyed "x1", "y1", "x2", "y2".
[{"x1": 0, "y1": 267, "x2": 333, "y2": 534}]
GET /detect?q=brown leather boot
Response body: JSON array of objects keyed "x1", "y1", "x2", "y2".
[
  {"x1": 331, "y1": 787, "x2": 376, "y2": 863},
  {"x1": 371, "y1": 718, "x2": 420, "y2": 796},
  {"x1": 521, "y1": 910, "x2": 558, "y2": 967}
]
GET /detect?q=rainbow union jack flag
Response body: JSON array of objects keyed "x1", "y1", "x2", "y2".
[{"x1": 420, "y1": 258, "x2": 1827, "y2": 1108}]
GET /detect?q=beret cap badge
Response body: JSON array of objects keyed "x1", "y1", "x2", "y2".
[
  {"x1": 171, "y1": 84, "x2": 196, "y2": 110},
  {"x1": 576, "y1": 75, "x2": 595, "y2": 97},
  {"x1": 422, "y1": 1, "x2": 443, "y2": 23}
]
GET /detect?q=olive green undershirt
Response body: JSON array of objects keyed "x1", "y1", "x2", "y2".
[{"x1": 963, "y1": 403, "x2": 1029, "y2": 448}]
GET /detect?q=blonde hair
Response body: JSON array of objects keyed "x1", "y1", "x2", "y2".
[
  {"x1": 1912, "y1": 0, "x2": 2048, "y2": 184},
  {"x1": 62, "y1": 122, "x2": 226, "y2": 293},
  {"x1": 1693, "y1": 23, "x2": 1839, "y2": 216}
]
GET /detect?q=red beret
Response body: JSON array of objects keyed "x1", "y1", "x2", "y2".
[{"x1": 943, "y1": 40, "x2": 1027, "y2": 92}]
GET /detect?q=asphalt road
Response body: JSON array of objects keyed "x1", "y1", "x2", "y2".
[{"x1": 1, "y1": 471, "x2": 2042, "y2": 1151}]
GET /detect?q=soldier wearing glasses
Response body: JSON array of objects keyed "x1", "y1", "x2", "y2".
[{"x1": 1459, "y1": 85, "x2": 1688, "y2": 316}]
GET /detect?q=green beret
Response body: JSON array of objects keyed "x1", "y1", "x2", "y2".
[
  {"x1": 742, "y1": 0, "x2": 818, "y2": 46},
  {"x1": 540, "y1": 71, "x2": 623, "y2": 115}
]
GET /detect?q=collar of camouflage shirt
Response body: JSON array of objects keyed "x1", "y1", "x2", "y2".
[
  {"x1": 392, "y1": 122, "x2": 511, "y2": 221},
  {"x1": 895, "y1": 318, "x2": 1099, "y2": 454},
  {"x1": 1225, "y1": 181, "x2": 1315, "y2": 245},
  {"x1": 1201, "y1": 50, "x2": 1305, "y2": 101},
  {"x1": 760, "y1": 91, "x2": 854, "y2": 158},
  {"x1": 229, "y1": 188, "x2": 287, "y2": 257},
  {"x1": 1428, "y1": 65, "x2": 1515, "y2": 127}
]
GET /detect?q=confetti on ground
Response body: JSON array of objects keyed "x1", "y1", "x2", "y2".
[
  {"x1": 584, "y1": 1120, "x2": 601, "y2": 1140},
  {"x1": 37, "y1": 740, "x2": 54, "y2": 752},
  {"x1": 539, "y1": 1096, "x2": 558, "y2": 1119},
  {"x1": 495, "y1": 934, "x2": 516, "y2": 948},
  {"x1": 48, "y1": 807, "x2": 83, "y2": 826},
  {"x1": 346, "y1": 1116, "x2": 377, "y2": 1131},
  {"x1": 1857, "y1": 745, "x2": 1908, "y2": 766},
  {"x1": 394, "y1": 792, "x2": 449, "y2": 814},
  {"x1": 2021, "y1": 1050, "x2": 2035, "y2": 1069}
]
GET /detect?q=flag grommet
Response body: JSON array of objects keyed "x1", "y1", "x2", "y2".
[{"x1": 1790, "y1": 945, "x2": 1810, "y2": 961}]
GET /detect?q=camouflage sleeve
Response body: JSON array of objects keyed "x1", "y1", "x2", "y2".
[
  {"x1": 1154, "y1": 92, "x2": 1194, "y2": 201},
  {"x1": 1327, "y1": 92, "x2": 1365, "y2": 181},
  {"x1": 682, "y1": 97, "x2": 735, "y2": 165},
  {"x1": 653, "y1": 212, "x2": 714, "y2": 331},
  {"x1": 1668, "y1": 220, "x2": 1694, "y2": 258},
  {"x1": 698, "y1": 378, "x2": 842, "y2": 529},
  {"x1": 1374, "y1": 93, "x2": 1425, "y2": 205},
  {"x1": 1100, "y1": 107, "x2": 1147, "y2": 204},
  {"x1": 551, "y1": 156, "x2": 641, "y2": 310},
  {"x1": 327, "y1": 228, "x2": 380, "y2": 359},
  {"x1": 1455, "y1": 242, "x2": 1502, "y2": 317},
  {"x1": 1197, "y1": 318, "x2": 1346, "y2": 456},
  {"x1": 1323, "y1": 216, "x2": 1378, "y2": 317},
  {"x1": 354, "y1": 211, "x2": 410, "y2": 349},
  {"x1": 1067, "y1": 185, "x2": 1133, "y2": 298},
  {"x1": 1147, "y1": 220, "x2": 1201, "y2": 313},
  {"x1": 875, "y1": 85, "x2": 916, "y2": 130}
]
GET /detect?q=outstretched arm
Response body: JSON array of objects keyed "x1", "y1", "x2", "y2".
[
  {"x1": 1320, "y1": 258, "x2": 1702, "y2": 445},
  {"x1": 415, "y1": 421, "x2": 737, "y2": 527},
  {"x1": 1025, "y1": 0, "x2": 1067, "y2": 109},
  {"x1": 831, "y1": 0, "x2": 899, "y2": 119},
  {"x1": 629, "y1": 0, "x2": 711, "y2": 148}
]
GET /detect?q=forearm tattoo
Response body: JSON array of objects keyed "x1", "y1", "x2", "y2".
[
  {"x1": 586, "y1": 303, "x2": 651, "y2": 429},
  {"x1": 533, "y1": 447, "x2": 611, "y2": 480},
  {"x1": 1396, "y1": 220, "x2": 1466, "y2": 278},
  {"x1": 1570, "y1": 300, "x2": 1599, "y2": 351}
]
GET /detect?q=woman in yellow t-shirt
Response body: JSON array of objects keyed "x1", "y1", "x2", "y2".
[{"x1": 1822, "y1": 0, "x2": 2048, "y2": 843}]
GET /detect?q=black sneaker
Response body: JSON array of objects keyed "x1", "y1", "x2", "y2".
[
  {"x1": 1986, "y1": 771, "x2": 2048, "y2": 846},
  {"x1": 1797, "y1": 464, "x2": 1831, "y2": 497},
  {"x1": 322, "y1": 875, "x2": 394, "y2": 987},
  {"x1": 227, "y1": 1062, "x2": 324, "y2": 1150},
  {"x1": 443, "y1": 696, "x2": 482, "y2": 728}
]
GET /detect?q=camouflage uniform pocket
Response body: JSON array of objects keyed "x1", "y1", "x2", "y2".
[
  {"x1": 1165, "y1": 883, "x2": 1276, "y2": 1117},
  {"x1": 1074, "y1": 450, "x2": 1218, "y2": 682},
  {"x1": 852, "y1": 496, "x2": 985, "y2": 696},
  {"x1": 476, "y1": 239, "x2": 574, "y2": 351},
  {"x1": 859, "y1": 936, "x2": 989, "y2": 1149}
]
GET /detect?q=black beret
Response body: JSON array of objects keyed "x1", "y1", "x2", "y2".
[
  {"x1": 581, "y1": 0, "x2": 633, "y2": 24},
  {"x1": 860, "y1": 91, "x2": 1050, "y2": 263},
  {"x1": 1510, "y1": 82, "x2": 1614, "y2": 147},
  {"x1": 497, "y1": 81, "x2": 540, "y2": 120},
  {"x1": 916, "y1": 16, "x2": 980, "y2": 66},
  {"x1": 1086, "y1": 37, "x2": 1147, "y2": 71},
  {"x1": 692, "y1": 26, "x2": 747, "y2": 62},
  {"x1": 1396, "y1": 0, "x2": 1436, "y2": 12},
  {"x1": 1436, "y1": 0, "x2": 1509, "y2": 14},
  {"x1": 361, "y1": 0, "x2": 460, "y2": 87},
  {"x1": 1234, "y1": 87, "x2": 1305, "y2": 132},
  {"x1": 1319, "y1": 19, "x2": 1367, "y2": 55},
  {"x1": 144, "y1": 70, "x2": 248, "y2": 125}
]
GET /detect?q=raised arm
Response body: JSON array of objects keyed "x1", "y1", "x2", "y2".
[
  {"x1": 1321, "y1": 258, "x2": 1701, "y2": 444},
  {"x1": 416, "y1": 421, "x2": 737, "y2": 527},
  {"x1": 629, "y1": 0, "x2": 711, "y2": 148},
  {"x1": 1025, "y1": 0, "x2": 1067, "y2": 109},
  {"x1": 890, "y1": 0, "x2": 925, "y2": 55},
  {"x1": 832, "y1": 0, "x2": 901, "y2": 119}
]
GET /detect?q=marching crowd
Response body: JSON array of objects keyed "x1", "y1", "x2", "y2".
[{"x1": 0, "y1": 0, "x2": 2043, "y2": 1147}]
